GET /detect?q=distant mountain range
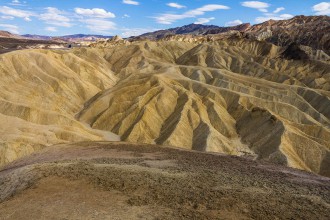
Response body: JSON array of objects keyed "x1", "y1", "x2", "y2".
[
  {"x1": 134, "y1": 15, "x2": 330, "y2": 54},
  {"x1": 0, "y1": 31, "x2": 22, "y2": 39},
  {"x1": 136, "y1": 23, "x2": 251, "y2": 40},
  {"x1": 244, "y1": 15, "x2": 330, "y2": 54},
  {"x1": 21, "y1": 34, "x2": 113, "y2": 42},
  {"x1": 1, "y1": 15, "x2": 329, "y2": 54}
]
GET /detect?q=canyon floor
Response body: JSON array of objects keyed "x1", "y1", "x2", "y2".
[{"x1": 0, "y1": 142, "x2": 329, "y2": 219}]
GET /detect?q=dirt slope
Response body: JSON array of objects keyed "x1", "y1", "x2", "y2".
[{"x1": 0, "y1": 142, "x2": 329, "y2": 219}]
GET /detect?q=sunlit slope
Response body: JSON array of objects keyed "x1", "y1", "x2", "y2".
[
  {"x1": 0, "y1": 48, "x2": 119, "y2": 166},
  {"x1": 79, "y1": 40, "x2": 330, "y2": 176}
]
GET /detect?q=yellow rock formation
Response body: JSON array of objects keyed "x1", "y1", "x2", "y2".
[{"x1": 0, "y1": 38, "x2": 329, "y2": 176}]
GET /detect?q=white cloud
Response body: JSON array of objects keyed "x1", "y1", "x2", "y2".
[
  {"x1": 9, "y1": 0, "x2": 25, "y2": 6},
  {"x1": 74, "y1": 8, "x2": 115, "y2": 18},
  {"x1": 0, "y1": 6, "x2": 34, "y2": 21},
  {"x1": 123, "y1": 0, "x2": 139, "y2": 5},
  {"x1": 74, "y1": 8, "x2": 117, "y2": 33},
  {"x1": 45, "y1": 27, "x2": 57, "y2": 32},
  {"x1": 194, "y1": 17, "x2": 215, "y2": 24},
  {"x1": 258, "y1": 8, "x2": 268, "y2": 13},
  {"x1": 279, "y1": 14, "x2": 295, "y2": 19},
  {"x1": 0, "y1": 15, "x2": 14, "y2": 20},
  {"x1": 241, "y1": 1, "x2": 270, "y2": 12},
  {"x1": 0, "y1": 23, "x2": 19, "y2": 34},
  {"x1": 121, "y1": 28, "x2": 159, "y2": 37},
  {"x1": 80, "y1": 18, "x2": 116, "y2": 33},
  {"x1": 255, "y1": 14, "x2": 294, "y2": 23},
  {"x1": 123, "y1": 14, "x2": 130, "y2": 18},
  {"x1": 225, "y1": 19, "x2": 243, "y2": 26},
  {"x1": 167, "y1": 3, "x2": 186, "y2": 9},
  {"x1": 273, "y1": 7, "x2": 285, "y2": 14},
  {"x1": 39, "y1": 7, "x2": 72, "y2": 27},
  {"x1": 155, "y1": 4, "x2": 230, "y2": 24},
  {"x1": 313, "y1": 2, "x2": 330, "y2": 15}
]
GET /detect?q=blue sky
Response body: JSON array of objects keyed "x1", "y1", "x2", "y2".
[{"x1": 0, "y1": 0, "x2": 329, "y2": 36}]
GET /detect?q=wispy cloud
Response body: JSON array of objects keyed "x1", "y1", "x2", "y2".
[
  {"x1": 241, "y1": 1, "x2": 270, "y2": 12},
  {"x1": 39, "y1": 7, "x2": 72, "y2": 27},
  {"x1": 0, "y1": 23, "x2": 19, "y2": 34},
  {"x1": 247, "y1": 3, "x2": 292, "y2": 23},
  {"x1": 194, "y1": 17, "x2": 215, "y2": 24},
  {"x1": 225, "y1": 19, "x2": 243, "y2": 26},
  {"x1": 273, "y1": 7, "x2": 285, "y2": 14},
  {"x1": 255, "y1": 13, "x2": 293, "y2": 23},
  {"x1": 9, "y1": 0, "x2": 26, "y2": 6},
  {"x1": 123, "y1": 0, "x2": 139, "y2": 5},
  {"x1": 155, "y1": 4, "x2": 230, "y2": 24},
  {"x1": 75, "y1": 8, "x2": 115, "y2": 18},
  {"x1": 74, "y1": 7, "x2": 117, "y2": 33},
  {"x1": 167, "y1": 3, "x2": 186, "y2": 9},
  {"x1": 0, "y1": 15, "x2": 15, "y2": 20},
  {"x1": 45, "y1": 26, "x2": 57, "y2": 32},
  {"x1": 121, "y1": 27, "x2": 159, "y2": 37},
  {"x1": 313, "y1": 2, "x2": 330, "y2": 15},
  {"x1": 0, "y1": 6, "x2": 34, "y2": 21},
  {"x1": 81, "y1": 18, "x2": 116, "y2": 33}
]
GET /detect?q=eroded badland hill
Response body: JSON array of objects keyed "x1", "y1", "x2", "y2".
[{"x1": 1, "y1": 36, "x2": 329, "y2": 175}]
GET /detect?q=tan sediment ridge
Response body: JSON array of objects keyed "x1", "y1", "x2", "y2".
[{"x1": 0, "y1": 35, "x2": 329, "y2": 177}]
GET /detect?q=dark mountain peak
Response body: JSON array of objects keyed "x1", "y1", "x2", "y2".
[
  {"x1": 204, "y1": 23, "x2": 251, "y2": 35},
  {"x1": 180, "y1": 23, "x2": 219, "y2": 29},
  {"x1": 137, "y1": 23, "x2": 250, "y2": 40},
  {"x1": 245, "y1": 15, "x2": 330, "y2": 54}
]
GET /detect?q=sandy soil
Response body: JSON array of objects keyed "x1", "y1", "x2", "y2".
[{"x1": 0, "y1": 142, "x2": 329, "y2": 219}]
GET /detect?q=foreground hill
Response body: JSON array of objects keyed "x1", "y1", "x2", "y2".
[{"x1": 0, "y1": 142, "x2": 329, "y2": 219}]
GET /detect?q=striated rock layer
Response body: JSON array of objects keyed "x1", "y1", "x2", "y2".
[
  {"x1": 0, "y1": 37, "x2": 329, "y2": 177},
  {"x1": 0, "y1": 49, "x2": 120, "y2": 166}
]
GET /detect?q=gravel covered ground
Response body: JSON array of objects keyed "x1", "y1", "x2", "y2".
[{"x1": 0, "y1": 142, "x2": 329, "y2": 219}]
